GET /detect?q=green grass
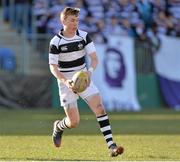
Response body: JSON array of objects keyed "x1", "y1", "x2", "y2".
[{"x1": 0, "y1": 108, "x2": 180, "y2": 161}]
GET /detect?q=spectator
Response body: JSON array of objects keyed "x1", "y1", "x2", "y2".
[
  {"x1": 33, "y1": 0, "x2": 49, "y2": 33},
  {"x1": 136, "y1": 0, "x2": 154, "y2": 28},
  {"x1": 106, "y1": 16, "x2": 124, "y2": 35},
  {"x1": 120, "y1": 17, "x2": 136, "y2": 37},
  {"x1": 80, "y1": 14, "x2": 97, "y2": 34},
  {"x1": 93, "y1": 19, "x2": 107, "y2": 44},
  {"x1": 155, "y1": 10, "x2": 175, "y2": 36}
]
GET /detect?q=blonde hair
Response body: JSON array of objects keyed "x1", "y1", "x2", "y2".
[{"x1": 60, "y1": 7, "x2": 80, "y2": 21}]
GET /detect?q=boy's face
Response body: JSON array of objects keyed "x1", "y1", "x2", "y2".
[{"x1": 63, "y1": 15, "x2": 79, "y2": 32}]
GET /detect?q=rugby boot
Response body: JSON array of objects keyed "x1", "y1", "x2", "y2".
[
  {"x1": 109, "y1": 143, "x2": 124, "y2": 157},
  {"x1": 52, "y1": 120, "x2": 63, "y2": 147}
]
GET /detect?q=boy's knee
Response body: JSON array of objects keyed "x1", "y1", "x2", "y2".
[
  {"x1": 69, "y1": 119, "x2": 80, "y2": 128},
  {"x1": 96, "y1": 103, "x2": 106, "y2": 116}
]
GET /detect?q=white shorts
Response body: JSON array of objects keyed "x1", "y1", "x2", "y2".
[{"x1": 57, "y1": 70, "x2": 99, "y2": 107}]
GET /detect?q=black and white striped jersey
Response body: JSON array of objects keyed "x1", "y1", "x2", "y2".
[{"x1": 49, "y1": 29, "x2": 96, "y2": 72}]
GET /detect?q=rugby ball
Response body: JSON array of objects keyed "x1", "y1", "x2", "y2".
[{"x1": 72, "y1": 71, "x2": 90, "y2": 93}]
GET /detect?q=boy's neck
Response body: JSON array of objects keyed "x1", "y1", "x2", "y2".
[{"x1": 62, "y1": 29, "x2": 76, "y2": 38}]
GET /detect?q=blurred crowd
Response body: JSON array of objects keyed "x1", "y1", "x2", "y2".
[
  {"x1": 32, "y1": 0, "x2": 180, "y2": 43},
  {"x1": 2, "y1": 0, "x2": 180, "y2": 42}
]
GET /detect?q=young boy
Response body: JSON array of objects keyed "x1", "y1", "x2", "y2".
[{"x1": 48, "y1": 7, "x2": 124, "y2": 157}]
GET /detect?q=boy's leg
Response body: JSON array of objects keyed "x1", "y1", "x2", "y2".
[
  {"x1": 53, "y1": 80, "x2": 80, "y2": 147},
  {"x1": 85, "y1": 94, "x2": 124, "y2": 156},
  {"x1": 52, "y1": 102, "x2": 80, "y2": 147}
]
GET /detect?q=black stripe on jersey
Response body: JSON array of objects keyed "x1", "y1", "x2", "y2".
[
  {"x1": 59, "y1": 65, "x2": 86, "y2": 72},
  {"x1": 58, "y1": 56, "x2": 85, "y2": 68},
  {"x1": 58, "y1": 40, "x2": 86, "y2": 53},
  {"x1": 85, "y1": 34, "x2": 92, "y2": 45},
  {"x1": 49, "y1": 44, "x2": 60, "y2": 54}
]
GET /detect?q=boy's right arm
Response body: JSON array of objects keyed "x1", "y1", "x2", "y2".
[{"x1": 49, "y1": 64, "x2": 73, "y2": 89}]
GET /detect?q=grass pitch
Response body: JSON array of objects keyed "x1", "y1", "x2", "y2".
[{"x1": 0, "y1": 108, "x2": 180, "y2": 161}]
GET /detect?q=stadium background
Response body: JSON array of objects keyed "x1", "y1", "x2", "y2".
[
  {"x1": 0, "y1": 0, "x2": 180, "y2": 111},
  {"x1": 1, "y1": 0, "x2": 180, "y2": 161}
]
